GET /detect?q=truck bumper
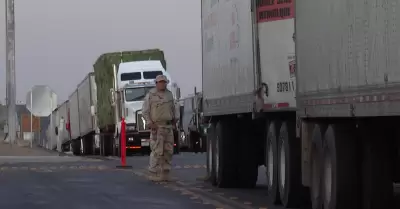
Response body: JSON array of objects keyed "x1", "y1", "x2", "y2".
[
  {"x1": 125, "y1": 131, "x2": 151, "y2": 155},
  {"x1": 125, "y1": 131, "x2": 179, "y2": 155}
]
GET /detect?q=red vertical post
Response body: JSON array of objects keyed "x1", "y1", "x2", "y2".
[
  {"x1": 116, "y1": 117, "x2": 132, "y2": 169},
  {"x1": 120, "y1": 117, "x2": 127, "y2": 166}
]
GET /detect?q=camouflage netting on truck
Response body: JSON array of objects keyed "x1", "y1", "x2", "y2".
[{"x1": 93, "y1": 49, "x2": 166, "y2": 130}]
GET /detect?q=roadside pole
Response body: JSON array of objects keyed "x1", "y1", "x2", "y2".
[
  {"x1": 5, "y1": 0, "x2": 16, "y2": 146},
  {"x1": 30, "y1": 91, "x2": 33, "y2": 148}
]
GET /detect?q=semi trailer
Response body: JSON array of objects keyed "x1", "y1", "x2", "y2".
[
  {"x1": 46, "y1": 100, "x2": 70, "y2": 152},
  {"x1": 202, "y1": 0, "x2": 400, "y2": 209},
  {"x1": 180, "y1": 87, "x2": 206, "y2": 153},
  {"x1": 68, "y1": 72, "x2": 98, "y2": 155}
]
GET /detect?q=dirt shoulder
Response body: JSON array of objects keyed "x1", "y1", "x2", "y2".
[{"x1": 0, "y1": 140, "x2": 56, "y2": 156}]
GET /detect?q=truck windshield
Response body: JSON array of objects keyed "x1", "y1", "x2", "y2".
[
  {"x1": 125, "y1": 87, "x2": 153, "y2": 102},
  {"x1": 121, "y1": 72, "x2": 141, "y2": 81},
  {"x1": 143, "y1": 71, "x2": 163, "y2": 79}
]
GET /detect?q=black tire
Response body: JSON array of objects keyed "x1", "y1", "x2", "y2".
[
  {"x1": 201, "y1": 135, "x2": 207, "y2": 153},
  {"x1": 237, "y1": 118, "x2": 258, "y2": 188},
  {"x1": 361, "y1": 125, "x2": 393, "y2": 209},
  {"x1": 310, "y1": 124, "x2": 325, "y2": 209},
  {"x1": 323, "y1": 124, "x2": 359, "y2": 209},
  {"x1": 117, "y1": 135, "x2": 122, "y2": 157},
  {"x1": 207, "y1": 123, "x2": 216, "y2": 184},
  {"x1": 71, "y1": 140, "x2": 81, "y2": 156},
  {"x1": 173, "y1": 130, "x2": 180, "y2": 154},
  {"x1": 190, "y1": 131, "x2": 201, "y2": 153},
  {"x1": 278, "y1": 121, "x2": 302, "y2": 208},
  {"x1": 265, "y1": 121, "x2": 281, "y2": 204},
  {"x1": 215, "y1": 119, "x2": 238, "y2": 188},
  {"x1": 83, "y1": 135, "x2": 94, "y2": 155}
]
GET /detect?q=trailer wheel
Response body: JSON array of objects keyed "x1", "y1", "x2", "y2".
[
  {"x1": 206, "y1": 123, "x2": 216, "y2": 184},
  {"x1": 190, "y1": 131, "x2": 200, "y2": 153},
  {"x1": 237, "y1": 118, "x2": 258, "y2": 188},
  {"x1": 173, "y1": 130, "x2": 180, "y2": 154},
  {"x1": 215, "y1": 119, "x2": 238, "y2": 188},
  {"x1": 322, "y1": 124, "x2": 359, "y2": 209},
  {"x1": 82, "y1": 135, "x2": 94, "y2": 155},
  {"x1": 310, "y1": 124, "x2": 325, "y2": 209},
  {"x1": 71, "y1": 140, "x2": 81, "y2": 156},
  {"x1": 265, "y1": 121, "x2": 281, "y2": 204},
  {"x1": 200, "y1": 135, "x2": 207, "y2": 153},
  {"x1": 361, "y1": 125, "x2": 393, "y2": 209},
  {"x1": 278, "y1": 121, "x2": 302, "y2": 207}
]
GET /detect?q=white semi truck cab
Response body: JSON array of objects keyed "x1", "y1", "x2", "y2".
[{"x1": 111, "y1": 60, "x2": 181, "y2": 155}]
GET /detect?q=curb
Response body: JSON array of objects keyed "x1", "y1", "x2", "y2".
[
  {"x1": 34, "y1": 145, "x2": 121, "y2": 161},
  {"x1": 196, "y1": 175, "x2": 211, "y2": 182},
  {"x1": 82, "y1": 155, "x2": 119, "y2": 161},
  {"x1": 35, "y1": 145, "x2": 71, "y2": 157}
]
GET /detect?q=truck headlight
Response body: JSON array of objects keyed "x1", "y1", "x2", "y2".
[
  {"x1": 180, "y1": 132, "x2": 185, "y2": 141},
  {"x1": 141, "y1": 116, "x2": 146, "y2": 130},
  {"x1": 135, "y1": 111, "x2": 147, "y2": 131}
]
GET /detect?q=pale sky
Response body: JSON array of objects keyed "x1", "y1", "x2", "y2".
[{"x1": 0, "y1": 0, "x2": 202, "y2": 103}]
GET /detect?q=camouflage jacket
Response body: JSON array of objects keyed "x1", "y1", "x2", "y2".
[{"x1": 142, "y1": 88, "x2": 179, "y2": 127}]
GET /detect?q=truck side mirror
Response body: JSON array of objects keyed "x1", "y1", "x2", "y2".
[
  {"x1": 176, "y1": 87, "x2": 181, "y2": 100},
  {"x1": 110, "y1": 88, "x2": 115, "y2": 106},
  {"x1": 3, "y1": 123, "x2": 8, "y2": 134},
  {"x1": 90, "y1": 105, "x2": 96, "y2": 116}
]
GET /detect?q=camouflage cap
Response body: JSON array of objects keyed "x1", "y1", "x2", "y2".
[{"x1": 155, "y1": 75, "x2": 169, "y2": 83}]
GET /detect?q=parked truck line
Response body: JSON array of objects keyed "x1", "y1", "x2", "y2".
[
  {"x1": 202, "y1": 0, "x2": 400, "y2": 209},
  {"x1": 48, "y1": 49, "x2": 182, "y2": 157}
]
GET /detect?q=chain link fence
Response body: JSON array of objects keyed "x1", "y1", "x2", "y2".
[{"x1": 0, "y1": 104, "x2": 50, "y2": 147}]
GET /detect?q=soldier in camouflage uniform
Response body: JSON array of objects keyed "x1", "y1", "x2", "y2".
[{"x1": 142, "y1": 75, "x2": 177, "y2": 181}]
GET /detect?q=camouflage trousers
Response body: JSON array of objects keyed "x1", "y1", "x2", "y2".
[{"x1": 148, "y1": 126, "x2": 174, "y2": 174}]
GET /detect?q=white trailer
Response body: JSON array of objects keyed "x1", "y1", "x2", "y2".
[
  {"x1": 77, "y1": 72, "x2": 98, "y2": 155},
  {"x1": 296, "y1": 0, "x2": 400, "y2": 208},
  {"x1": 202, "y1": 0, "x2": 399, "y2": 209},
  {"x1": 56, "y1": 100, "x2": 69, "y2": 151},
  {"x1": 45, "y1": 112, "x2": 57, "y2": 150},
  {"x1": 68, "y1": 72, "x2": 98, "y2": 155},
  {"x1": 68, "y1": 88, "x2": 81, "y2": 155},
  {"x1": 45, "y1": 100, "x2": 69, "y2": 151},
  {"x1": 201, "y1": 0, "x2": 265, "y2": 192}
]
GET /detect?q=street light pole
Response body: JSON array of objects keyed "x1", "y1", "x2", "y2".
[{"x1": 6, "y1": 0, "x2": 16, "y2": 145}]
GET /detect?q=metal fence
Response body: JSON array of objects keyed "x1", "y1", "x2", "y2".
[{"x1": 0, "y1": 104, "x2": 50, "y2": 147}]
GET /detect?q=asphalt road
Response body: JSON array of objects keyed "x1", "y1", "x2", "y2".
[
  {"x1": 2, "y1": 144, "x2": 399, "y2": 209},
  {"x1": 0, "y1": 157, "x2": 220, "y2": 209},
  {"x1": 123, "y1": 152, "x2": 400, "y2": 209},
  {"x1": 0, "y1": 143, "x2": 218, "y2": 209},
  {"x1": 124, "y1": 152, "x2": 280, "y2": 209}
]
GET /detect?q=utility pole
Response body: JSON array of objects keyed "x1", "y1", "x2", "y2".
[{"x1": 6, "y1": 0, "x2": 16, "y2": 145}]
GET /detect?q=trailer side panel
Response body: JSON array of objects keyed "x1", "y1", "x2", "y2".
[
  {"x1": 78, "y1": 73, "x2": 95, "y2": 137},
  {"x1": 69, "y1": 90, "x2": 80, "y2": 140},
  {"x1": 201, "y1": 0, "x2": 255, "y2": 116},
  {"x1": 57, "y1": 101, "x2": 69, "y2": 145},
  {"x1": 257, "y1": 1, "x2": 296, "y2": 110},
  {"x1": 296, "y1": 0, "x2": 400, "y2": 117}
]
